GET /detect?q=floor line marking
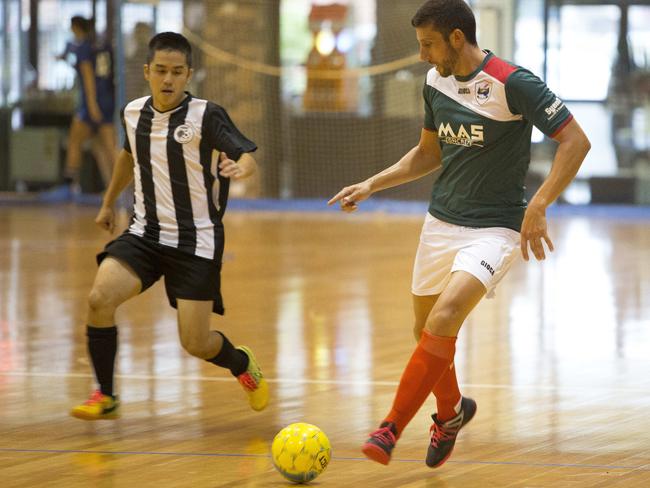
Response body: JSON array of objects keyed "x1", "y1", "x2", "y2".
[
  {"x1": 1, "y1": 370, "x2": 648, "y2": 393},
  {"x1": 0, "y1": 447, "x2": 647, "y2": 471}
]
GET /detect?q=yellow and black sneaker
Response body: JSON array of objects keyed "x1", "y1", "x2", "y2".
[
  {"x1": 236, "y1": 346, "x2": 269, "y2": 411},
  {"x1": 70, "y1": 390, "x2": 120, "y2": 420}
]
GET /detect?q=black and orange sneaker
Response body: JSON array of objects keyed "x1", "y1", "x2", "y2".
[
  {"x1": 426, "y1": 396, "x2": 476, "y2": 468},
  {"x1": 70, "y1": 390, "x2": 120, "y2": 420},
  {"x1": 236, "y1": 346, "x2": 269, "y2": 411},
  {"x1": 361, "y1": 421, "x2": 397, "y2": 465}
]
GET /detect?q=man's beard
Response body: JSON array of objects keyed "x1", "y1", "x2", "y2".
[{"x1": 436, "y1": 48, "x2": 459, "y2": 78}]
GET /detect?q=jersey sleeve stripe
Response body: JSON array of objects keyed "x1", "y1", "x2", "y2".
[
  {"x1": 483, "y1": 56, "x2": 517, "y2": 84},
  {"x1": 550, "y1": 114, "x2": 574, "y2": 138}
]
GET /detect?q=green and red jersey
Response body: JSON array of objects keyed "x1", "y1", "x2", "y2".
[{"x1": 423, "y1": 51, "x2": 573, "y2": 231}]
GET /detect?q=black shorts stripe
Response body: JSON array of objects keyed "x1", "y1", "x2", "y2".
[
  {"x1": 135, "y1": 99, "x2": 159, "y2": 241},
  {"x1": 167, "y1": 105, "x2": 196, "y2": 255}
]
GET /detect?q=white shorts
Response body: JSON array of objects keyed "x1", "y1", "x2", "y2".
[{"x1": 411, "y1": 213, "x2": 521, "y2": 298}]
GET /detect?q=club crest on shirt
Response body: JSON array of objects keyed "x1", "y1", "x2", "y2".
[
  {"x1": 475, "y1": 80, "x2": 492, "y2": 105},
  {"x1": 173, "y1": 124, "x2": 195, "y2": 144}
]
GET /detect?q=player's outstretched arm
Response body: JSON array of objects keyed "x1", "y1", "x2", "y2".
[
  {"x1": 328, "y1": 128, "x2": 441, "y2": 212},
  {"x1": 521, "y1": 118, "x2": 591, "y2": 261}
]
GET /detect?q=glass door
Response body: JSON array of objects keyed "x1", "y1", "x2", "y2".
[{"x1": 547, "y1": 5, "x2": 619, "y2": 101}]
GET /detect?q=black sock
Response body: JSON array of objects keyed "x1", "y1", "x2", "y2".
[
  {"x1": 87, "y1": 325, "x2": 118, "y2": 397},
  {"x1": 207, "y1": 331, "x2": 248, "y2": 377}
]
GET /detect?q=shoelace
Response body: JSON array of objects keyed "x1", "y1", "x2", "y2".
[
  {"x1": 84, "y1": 390, "x2": 105, "y2": 405},
  {"x1": 370, "y1": 426, "x2": 396, "y2": 446},
  {"x1": 429, "y1": 422, "x2": 459, "y2": 447},
  {"x1": 237, "y1": 372, "x2": 258, "y2": 391}
]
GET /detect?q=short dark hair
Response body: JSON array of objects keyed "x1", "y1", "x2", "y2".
[
  {"x1": 411, "y1": 0, "x2": 477, "y2": 46},
  {"x1": 147, "y1": 32, "x2": 193, "y2": 68},
  {"x1": 71, "y1": 16, "x2": 92, "y2": 34}
]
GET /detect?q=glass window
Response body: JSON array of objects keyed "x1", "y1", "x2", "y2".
[
  {"x1": 547, "y1": 5, "x2": 619, "y2": 101},
  {"x1": 156, "y1": 0, "x2": 183, "y2": 33},
  {"x1": 1, "y1": 0, "x2": 22, "y2": 105},
  {"x1": 628, "y1": 6, "x2": 650, "y2": 156},
  {"x1": 629, "y1": 5, "x2": 650, "y2": 70},
  {"x1": 38, "y1": 0, "x2": 109, "y2": 91},
  {"x1": 121, "y1": 2, "x2": 155, "y2": 36},
  {"x1": 280, "y1": 0, "x2": 376, "y2": 110},
  {"x1": 514, "y1": 0, "x2": 544, "y2": 78},
  {"x1": 122, "y1": 0, "x2": 182, "y2": 37},
  {"x1": 280, "y1": 0, "x2": 311, "y2": 99}
]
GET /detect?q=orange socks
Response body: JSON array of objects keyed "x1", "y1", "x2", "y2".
[
  {"x1": 385, "y1": 330, "x2": 456, "y2": 435},
  {"x1": 432, "y1": 362, "x2": 462, "y2": 421}
]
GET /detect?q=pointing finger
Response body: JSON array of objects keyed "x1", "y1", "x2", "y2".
[{"x1": 328, "y1": 188, "x2": 352, "y2": 206}]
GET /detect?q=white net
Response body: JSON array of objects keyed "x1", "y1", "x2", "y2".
[{"x1": 119, "y1": 0, "x2": 435, "y2": 200}]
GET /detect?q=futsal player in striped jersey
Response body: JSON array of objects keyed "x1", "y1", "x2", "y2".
[
  {"x1": 71, "y1": 32, "x2": 268, "y2": 419},
  {"x1": 329, "y1": 0, "x2": 590, "y2": 469}
]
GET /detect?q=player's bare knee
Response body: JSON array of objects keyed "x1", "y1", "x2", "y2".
[
  {"x1": 426, "y1": 305, "x2": 463, "y2": 335},
  {"x1": 178, "y1": 325, "x2": 212, "y2": 359},
  {"x1": 87, "y1": 287, "x2": 115, "y2": 314},
  {"x1": 180, "y1": 337, "x2": 211, "y2": 359}
]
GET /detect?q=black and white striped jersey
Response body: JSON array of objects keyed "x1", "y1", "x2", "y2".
[{"x1": 121, "y1": 93, "x2": 256, "y2": 261}]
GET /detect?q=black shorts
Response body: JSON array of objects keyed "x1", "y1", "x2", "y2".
[{"x1": 97, "y1": 232, "x2": 224, "y2": 315}]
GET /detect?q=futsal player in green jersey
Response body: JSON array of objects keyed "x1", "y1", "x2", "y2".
[{"x1": 329, "y1": 0, "x2": 590, "y2": 469}]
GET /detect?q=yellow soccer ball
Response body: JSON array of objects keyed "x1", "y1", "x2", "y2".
[{"x1": 271, "y1": 422, "x2": 331, "y2": 483}]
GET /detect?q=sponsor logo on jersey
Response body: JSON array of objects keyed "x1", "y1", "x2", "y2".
[
  {"x1": 544, "y1": 97, "x2": 564, "y2": 120},
  {"x1": 438, "y1": 122, "x2": 484, "y2": 147},
  {"x1": 458, "y1": 87, "x2": 471, "y2": 95},
  {"x1": 173, "y1": 124, "x2": 195, "y2": 144},
  {"x1": 475, "y1": 80, "x2": 492, "y2": 105}
]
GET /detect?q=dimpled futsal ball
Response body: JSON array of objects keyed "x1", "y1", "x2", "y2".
[{"x1": 271, "y1": 422, "x2": 331, "y2": 483}]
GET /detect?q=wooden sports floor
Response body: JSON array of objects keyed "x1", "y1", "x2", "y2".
[{"x1": 1, "y1": 204, "x2": 649, "y2": 487}]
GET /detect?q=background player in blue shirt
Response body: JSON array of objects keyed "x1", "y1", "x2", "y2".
[{"x1": 57, "y1": 16, "x2": 116, "y2": 197}]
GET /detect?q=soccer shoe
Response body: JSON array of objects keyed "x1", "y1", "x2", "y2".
[
  {"x1": 361, "y1": 422, "x2": 397, "y2": 465},
  {"x1": 70, "y1": 390, "x2": 120, "y2": 420},
  {"x1": 426, "y1": 396, "x2": 477, "y2": 468},
  {"x1": 236, "y1": 346, "x2": 269, "y2": 411}
]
